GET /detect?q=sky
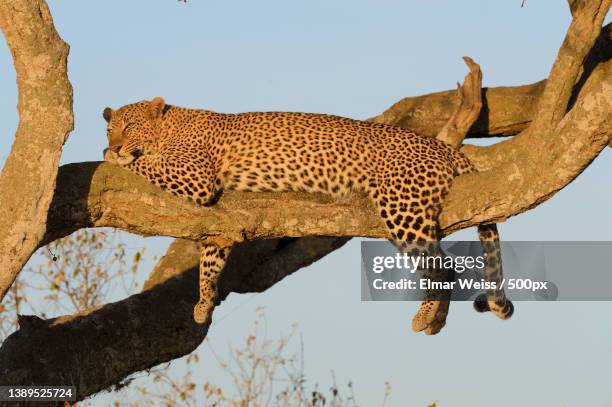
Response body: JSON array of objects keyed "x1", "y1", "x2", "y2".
[{"x1": 1, "y1": 1, "x2": 611, "y2": 406}]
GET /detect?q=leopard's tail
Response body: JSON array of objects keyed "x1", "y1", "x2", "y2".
[
  {"x1": 473, "y1": 224, "x2": 514, "y2": 319},
  {"x1": 450, "y1": 148, "x2": 514, "y2": 320}
]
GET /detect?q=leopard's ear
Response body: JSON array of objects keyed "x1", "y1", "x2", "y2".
[
  {"x1": 103, "y1": 107, "x2": 112, "y2": 123},
  {"x1": 148, "y1": 97, "x2": 165, "y2": 120}
]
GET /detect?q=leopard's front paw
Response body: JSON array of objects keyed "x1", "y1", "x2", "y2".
[{"x1": 193, "y1": 300, "x2": 214, "y2": 324}]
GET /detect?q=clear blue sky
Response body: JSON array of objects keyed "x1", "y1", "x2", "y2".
[{"x1": 1, "y1": 1, "x2": 611, "y2": 406}]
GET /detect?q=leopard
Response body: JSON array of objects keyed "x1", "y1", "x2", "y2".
[{"x1": 102, "y1": 97, "x2": 513, "y2": 335}]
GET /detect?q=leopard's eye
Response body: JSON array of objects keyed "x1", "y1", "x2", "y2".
[{"x1": 124, "y1": 123, "x2": 135, "y2": 132}]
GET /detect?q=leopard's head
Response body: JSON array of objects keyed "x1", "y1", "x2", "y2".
[{"x1": 102, "y1": 97, "x2": 166, "y2": 166}]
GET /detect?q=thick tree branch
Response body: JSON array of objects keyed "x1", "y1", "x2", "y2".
[
  {"x1": 0, "y1": 0, "x2": 73, "y2": 302},
  {"x1": 440, "y1": 23, "x2": 611, "y2": 231},
  {"x1": 0, "y1": 237, "x2": 348, "y2": 403},
  {"x1": 529, "y1": 0, "x2": 610, "y2": 133},
  {"x1": 43, "y1": 162, "x2": 388, "y2": 244},
  {"x1": 443, "y1": 67, "x2": 610, "y2": 231},
  {"x1": 369, "y1": 80, "x2": 546, "y2": 139}
]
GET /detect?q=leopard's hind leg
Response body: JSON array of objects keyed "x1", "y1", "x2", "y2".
[
  {"x1": 409, "y1": 240, "x2": 454, "y2": 335},
  {"x1": 193, "y1": 241, "x2": 233, "y2": 324},
  {"x1": 372, "y1": 177, "x2": 453, "y2": 335}
]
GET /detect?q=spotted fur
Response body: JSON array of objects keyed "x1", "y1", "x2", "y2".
[
  {"x1": 194, "y1": 242, "x2": 231, "y2": 324},
  {"x1": 103, "y1": 97, "x2": 513, "y2": 333}
]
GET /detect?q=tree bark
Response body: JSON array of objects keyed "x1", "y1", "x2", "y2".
[
  {"x1": 436, "y1": 56, "x2": 483, "y2": 149},
  {"x1": 369, "y1": 80, "x2": 546, "y2": 139},
  {"x1": 0, "y1": 0, "x2": 73, "y2": 302}
]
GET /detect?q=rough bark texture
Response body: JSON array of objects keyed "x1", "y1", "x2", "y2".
[
  {"x1": 0, "y1": 0, "x2": 73, "y2": 302},
  {"x1": 0, "y1": 2, "x2": 610, "y2": 404},
  {"x1": 530, "y1": 0, "x2": 610, "y2": 131}
]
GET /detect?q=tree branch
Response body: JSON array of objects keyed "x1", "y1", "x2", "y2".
[
  {"x1": 0, "y1": 237, "x2": 348, "y2": 402},
  {"x1": 43, "y1": 162, "x2": 389, "y2": 244},
  {"x1": 436, "y1": 56, "x2": 483, "y2": 148},
  {"x1": 529, "y1": 0, "x2": 610, "y2": 133},
  {"x1": 369, "y1": 80, "x2": 546, "y2": 139},
  {"x1": 439, "y1": 16, "x2": 612, "y2": 230},
  {"x1": 0, "y1": 0, "x2": 73, "y2": 302},
  {"x1": 371, "y1": 18, "x2": 611, "y2": 147}
]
